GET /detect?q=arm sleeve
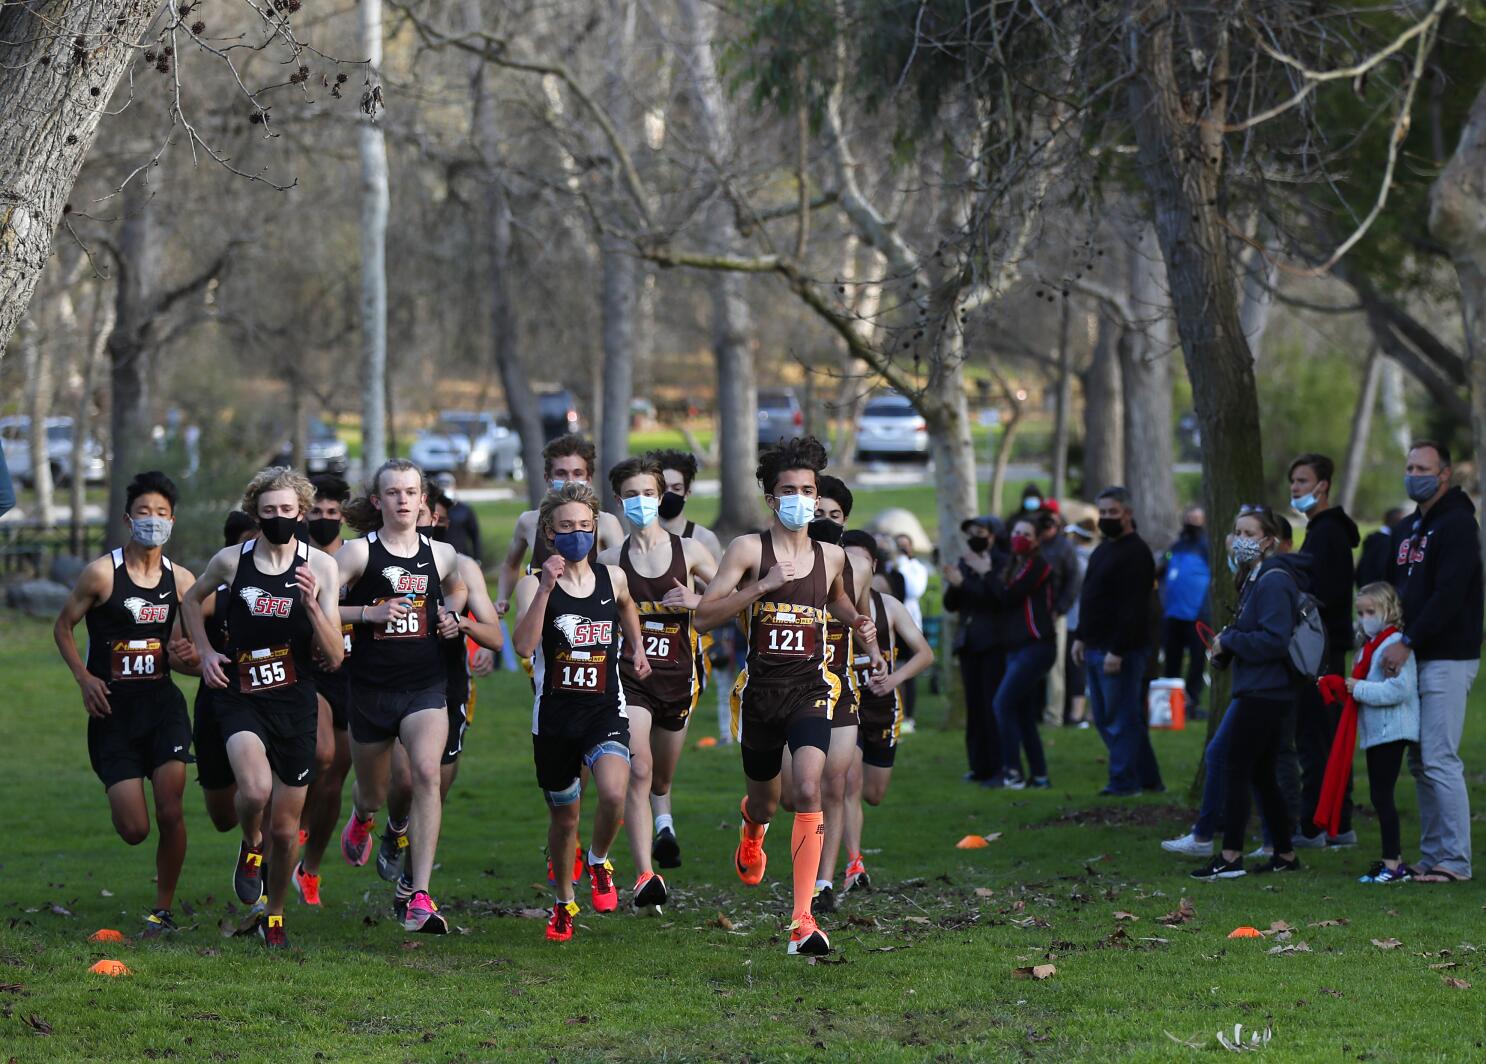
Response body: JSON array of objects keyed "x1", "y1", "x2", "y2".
[
  {"x1": 1404, "y1": 517, "x2": 1481, "y2": 649},
  {"x1": 989, "y1": 558, "x2": 1049, "y2": 607},
  {"x1": 0, "y1": 446, "x2": 14, "y2": 518},
  {"x1": 1110, "y1": 547, "x2": 1154, "y2": 653},
  {"x1": 1053, "y1": 550, "x2": 1081, "y2": 615},
  {"x1": 1220, "y1": 574, "x2": 1294, "y2": 663},
  {"x1": 943, "y1": 570, "x2": 994, "y2": 613}
]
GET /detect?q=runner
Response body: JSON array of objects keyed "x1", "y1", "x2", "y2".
[
  {"x1": 53, "y1": 471, "x2": 200, "y2": 937},
  {"x1": 193, "y1": 510, "x2": 259, "y2": 835},
  {"x1": 335, "y1": 459, "x2": 467, "y2": 934},
  {"x1": 495, "y1": 435, "x2": 625, "y2": 616},
  {"x1": 693, "y1": 437, "x2": 884, "y2": 956},
  {"x1": 598, "y1": 456, "x2": 717, "y2": 910},
  {"x1": 838, "y1": 530, "x2": 934, "y2": 893},
  {"x1": 181, "y1": 467, "x2": 344, "y2": 949},
  {"x1": 379, "y1": 488, "x2": 505, "y2": 892},
  {"x1": 293, "y1": 474, "x2": 355, "y2": 906},
  {"x1": 650, "y1": 448, "x2": 723, "y2": 560}
]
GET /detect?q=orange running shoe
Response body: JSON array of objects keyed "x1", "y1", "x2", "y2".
[
  {"x1": 546, "y1": 900, "x2": 579, "y2": 942},
  {"x1": 734, "y1": 800, "x2": 768, "y2": 886},
  {"x1": 787, "y1": 912, "x2": 830, "y2": 956},
  {"x1": 844, "y1": 855, "x2": 870, "y2": 894},
  {"x1": 588, "y1": 858, "x2": 619, "y2": 913},
  {"x1": 340, "y1": 811, "x2": 375, "y2": 866},
  {"x1": 293, "y1": 862, "x2": 322, "y2": 907},
  {"x1": 571, "y1": 845, "x2": 585, "y2": 887},
  {"x1": 633, "y1": 871, "x2": 667, "y2": 914}
]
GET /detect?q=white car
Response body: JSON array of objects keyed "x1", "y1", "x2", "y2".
[
  {"x1": 436, "y1": 411, "x2": 522, "y2": 479},
  {"x1": 855, "y1": 393, "x2": 930, "y2": 462},
  {"x1": 0, "y1": 416, "x2": 107, "y2": 486},
  {"x1": 408, "y1": 426, "x2": 472, "y2": 476}
]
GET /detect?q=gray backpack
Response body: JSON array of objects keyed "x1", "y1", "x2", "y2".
[{"x1": 1260, "y1": 569, "x2": 1330, "y2": 680}]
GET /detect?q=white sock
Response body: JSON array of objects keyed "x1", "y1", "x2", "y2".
[
  {"x1": 815, "y1": 878, "x2": 832, "y2": 892},
  {"x1": 654, "y1": 814, "x2": 674, "y2": 835},
  {"x1": 587, "y1": 847, "x2": 607, "y2": 867}
]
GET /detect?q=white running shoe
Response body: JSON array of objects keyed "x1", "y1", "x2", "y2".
[
  {"x1": 1247, "y1": 844, "x2": 1274, "y2": 859},
  {"x1": 1160, "y1": 833, "x2": 1213, "y2": 858}
]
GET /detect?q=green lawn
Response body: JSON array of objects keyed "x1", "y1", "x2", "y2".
[{"x1": 2, "y1": 614, "x2": 1483, "y2": 1061}]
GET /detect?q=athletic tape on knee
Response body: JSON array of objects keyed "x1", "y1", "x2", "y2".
[
  {"x1": 544, "y1": 777, "x2": 582, "y2": 807},
  {"x1": 583, "y1": 740, "x2": 631, "y2": 768}
]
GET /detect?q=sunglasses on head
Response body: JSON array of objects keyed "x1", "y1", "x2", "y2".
[{"x1": 1237, "y1": 504, "x2": 1270, "y2": 515}]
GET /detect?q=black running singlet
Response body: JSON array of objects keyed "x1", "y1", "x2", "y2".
[
  {"x1": 84, "y1": 548, "x2": 179, "y2": 684},
  {"x1": 744, "y1": 533, "x2": 829, "y2": 683},
  {"x1": 345, "y1": 531, "x2": 447, "y2": 690},
  {"x1": 824, "y1": 563, "x2": 857, "y2": 689},
  {"x1": 205, "y1": 585, "x2": 230, "y2": 654},
  {"x1": 532, "y1": 564, "x2": 624, "y2": 732},
  {"x1": 857, "y1": 591, "x2": 901, "y2": 724},
  {"x1": 223, "y1": 540, "x2": 316, "y2": 697},
  {"x1": 618, "y1": 534, "x2": 698, "y2": 702}
]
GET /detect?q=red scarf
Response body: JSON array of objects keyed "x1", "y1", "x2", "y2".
[{"x1": 1313, "y1": 625, "x2": 1397, "y2": 836}]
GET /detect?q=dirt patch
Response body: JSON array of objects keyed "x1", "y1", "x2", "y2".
[{"x1": 1026, "y1": 803, "x2": 1191, "y2": 830}]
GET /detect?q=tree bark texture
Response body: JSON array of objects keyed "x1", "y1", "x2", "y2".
[
  {"x1": 1081, "y1": 311, "x2": 1125, "y2": 496},
  {"x1": 1050, "y1": 299, "x2": 1074, "y2": 499},
  {"x1": 74, "y1": 283, "x2": 113, "y2": 552},
  {"x1": 106, "y1": 179, "x2": 159, "y2": 548},
  {"x1": 1121, "y1": 223, "x2": 1178, "y2": 543},
  {"x1": 358, "y1": 0, "x2": 390, "y2": 475},
  {"x1": 21, "y1": 316, "x2": 56, "y2": 526},
  {"x1": 0, "y1": 0, "x2": 166, "y2": 357},
  {"x1": 1339, "y1": 346, "x2": 1381, "y2": 515}
]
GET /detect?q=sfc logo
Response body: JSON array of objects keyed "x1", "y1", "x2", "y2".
[
  {"x1": 123, "y1": 596, "x2": 170, "y2": 624},
  {"x1": 239, "y1": 586, "x2": 293, "y2": 618},
  {"x1": 554, "y1": 613, "x2": 613, "y2": 648},
  {"x1": 382, "y1": 565, "x2": 429, "y2": 594}
]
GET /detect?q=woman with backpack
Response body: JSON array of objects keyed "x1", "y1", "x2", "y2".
[{"x1": 1191, "y1": 506, "x2": 1310, "y2": 880}]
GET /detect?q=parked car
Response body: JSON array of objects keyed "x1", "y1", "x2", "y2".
[
  {"x1": 408, "y1": 425, "x2": 471, "y2": 476},
  {"x1": 756, "y1": 388, "x2": 804, "y2": 451},
  {"x1": 0, "y1": 416, "x2": 106, "y2": 487},
  {"x1": 271, "y1": 418, "x2": 350, "y2": 476},
  {"x1": 433, "y1": 411, "x2": 522, "y2": 479},
  {"x1": 537, "y1": 390, "x2": 581, "y2": 441},
  {"x1": 855, "y1": 392, "x2": 929, "y2": 463}
]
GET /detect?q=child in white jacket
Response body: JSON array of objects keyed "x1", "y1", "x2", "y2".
[{"x1": 1349, "y1": 583, "x2": 1419, "y2": 884}]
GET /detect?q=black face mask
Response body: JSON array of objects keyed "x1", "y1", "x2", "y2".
[
  {"x1": 416, "y1": 523, "x2": 448, "y2": 543},
  {"x1": 1181, "y1": 522, "x2": 1202, "y2": 540},
  {"x1": 1098, "y1": 517, "x2": 1125, "y2": 540},
  {"x1": 307, "y1": 517, "x2": 342, "y2": 547},
  {"x1": 259, "y1": 515, "x2": 297, "y2": 545},
  {"x1": 967, "y1": 535, "x2": 991, "y2": 554},
  {"x1": 658, "y1": 491, "x2": 686, "y2": 521},
  {"x1": 807, "y1": 518, "x2": 843, "y2": 545}
]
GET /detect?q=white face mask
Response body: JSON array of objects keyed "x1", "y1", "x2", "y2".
[{"x1": 1360, "y1": 615, "x2": 1385, "y2": 639}]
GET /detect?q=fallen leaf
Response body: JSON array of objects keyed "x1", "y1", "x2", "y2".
[
  {"x1": 1430, "y1": 962, "x2": 1460, "y2": 971},
  {"x1": 401, "y1": 941, "x2": 422, "y2": 950},
  {"x1": 845, "y1": 913, "x2": 876, "y2": 928},
  {"x1": 808, "y1": 954, "x2": 848, "y2": 966},
  {"x1": 1012, "y1": 963, "x2": 1057, "y2": 980},
  {"x1": 1442, "y1": 976, "x2": 1472, "y2": 990},
  {"x1": 974, "y1": 887, "x2": 995, "y2": 898},
  {"x1": 47, "y1": 904, "x2": 73, "y2": 918},
  {"x1": 984, "y1": 832, "x2": 1004, "y2": 843},
  {"x1": 1216, "y1": 1023, "x2": 1272, "y2": 1051},
  {"x1": 24, "y1": 1014, "x2": 52, "y2": 1036},
  {"x1": 1158, "y1": 897, "x2": 1197, "y2": 926},
  {"x1": 516, "y1": 908, "x2": 550, "y2": 920},
  {"x1": 1319, "y1": 987, "x2": 1343, "y2": 998},
  {"x1": 1307, "y1": 918, "x2": 1348, "y2": 928},
  {"x1": 1140, "y1": 936, "x2": 1171, "y2": 945},
  {"x1": 99, "y1": 890, "x2": 113, "y2": 898},
  {"x1": 1113, "y1": 911, "x2": 1139, "y2": 922},
  {"x1": 1267, "y1": 920, "x2": 1293, "y2": 933},
  {"x1": 0, "y1": 983, "x2": 23, "y2": 993},
  {"x1": 564, "y1": 1016, "x2": 590, "y2": 1026},
  {"x1": 1371, "y1": 938, "x2": 1404, "y2": 950},
  {"x1": 1164, "y1": 1031, "x2": 1204, "y2": 1049},
  {"x1": 904, "y1": 916, "x2": 931, "y2": 925},
  {"x1": 1266, "y1": 941, "x2": 1312, "y2": 955},
  {"x1": 1011, "y1": 916, "x2": 1051, "y2": 930},
  {"x1": 1026, "y1": 1028, "x2": 1050, "y2": 1043}
]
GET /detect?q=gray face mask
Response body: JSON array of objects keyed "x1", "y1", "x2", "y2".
[
  {"x1": 1404, "y1": 474, "x2": 1440, "y2": 504},
  {"x1": 1231, "y1": 536, "x2": 1264, "y2": 568},
  {"x1": 129, "y1": 516, "x2": 174, "y2": 548}
]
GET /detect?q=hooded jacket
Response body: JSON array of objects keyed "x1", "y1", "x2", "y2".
[
  {"x1": 988, "y1": 552, "x2": 1056, "y2": 649},
  {"x1": 1298, "y1": 505, "x2": 1359, "y2": 651},
  {"x1": 1222, "y1": 552, "x2": 1314, "y2": 699},
  {"x1": 1397, "y1": 486, "x2": 1484, "y2": 662}
]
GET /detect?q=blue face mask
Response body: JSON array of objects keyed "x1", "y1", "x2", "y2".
[
  {"x1": 1292, "y1": 492, "x2": 1318, "y2": 514},
  {"x1": 1023, "y1": 498, "x2": 1042, "y2": 512},
  {"x1": 623, "y1": 495, "x2": 659, "y2": 528},
  {"x1": 775, "y1": 494, "x2": 814, "y2": 531},
  {"x1": 553, "y1": 529, "x2": 595, "y2": 561},
  {"x1": 1405, "y1": 474, "x2": 1440, "y2": 504}
]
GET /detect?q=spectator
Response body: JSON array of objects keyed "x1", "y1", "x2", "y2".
[
  {"x1": 1355, "y1": 507, "x2": 1406, "y2": 589},
  {"x1": 943, "y1": 515, "x2": 1006, "y2": 786},
  {"x1": 892, "y1": 533, "x2": 928, "y2": 731},
  {"x1": 1380, "y1": 441, "x2": 1483, "y2": 883},
  {"x1": 0, "y1": 442, "x2": 14, "y2": 519},
  {"x1": 1017, "y1": 483, "x2": 1045, "y2": 518},
  {"x1": 1062, "y1": 519, "x2": 1095, "y2": 725},
  {"x1": 1190, "y1": 506, "x2": 1306, "y2": 879},
  {"x1": 1037, "y1": 509, "x2": 1081, "y2": 726},
  {"x1": 433, "y1": 471, "x2": 482, "y2": 562},
  {"x1": 988, "y1": 516, "x2": 1057, "y2": 788},
  {"x1": 1288, "y1": 453, "x2": 1361, "y2": 847},
  {"x1": 1072, "y1": 487, "x2": 1163, "y2": 796},
  {"x1": 1159, "y1": 505, "x2": 1211, "y2": 721}
]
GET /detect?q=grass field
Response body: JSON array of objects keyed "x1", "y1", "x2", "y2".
[{"x1": 2, "y1": 613, "x2": 1485, "y2": 1063}]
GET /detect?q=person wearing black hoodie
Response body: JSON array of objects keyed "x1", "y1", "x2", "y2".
[
  {"x1": 1379, "y1": 442, "x2": 1483, "y2": 882},
  {"x1": 1356, "y1": 507, "x2": 1406, "y2": 589},
  {"x1": 1288, "y1": 453, "x2": 1361, "y2": 846},
  {"x1": 1191, "y1": 507, "x2": 1305, "y2": 880},
  {"x1": 943, "y1": 516, "x2": 1006, "y2": 786}
]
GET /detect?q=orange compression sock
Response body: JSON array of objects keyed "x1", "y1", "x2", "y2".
[{"x1": 791, "y1": 812, "x2": 825, "y2": 920}]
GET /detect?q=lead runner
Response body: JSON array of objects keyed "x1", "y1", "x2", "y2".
[{"x1": 694, "y1": 436, "x2": 884, "y2": 956}]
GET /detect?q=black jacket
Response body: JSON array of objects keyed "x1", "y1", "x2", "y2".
[
  {"x1": 988, "y1": 553, "x2": 1056, "y2": 649},
  {"x1": 1355, "y1": 526, "x2": 1397, "y2": 589},
  {"x1": 1399, "y1": 487, "x2": 1483, "y2": 662},
  {"x1": 445, "y1": 500, "x2": 482, "y2": 562},
  {"x1": 1074, "y1": 530, "x2": 1155, "y2": 654},
  {"x1": 1039, "y1": 535, "x2": 1082, "y2": 616},
  {"x1": 943, "y1": 556, "x2": 1000, "y2": 654},
  {"x1": 1298, "y1": 506, "x2": 1359, "y2": 649}
]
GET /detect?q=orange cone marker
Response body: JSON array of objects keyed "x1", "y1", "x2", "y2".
[
  {"x1": 89, "y1": 929, "x2": 125, "y2": 943},
  {"x1": 89, "y1": 959, "x2": 131, "y2": 976},
  {"x1": 1227, "y1": 926, "x2": 1262, "y2": 939}
]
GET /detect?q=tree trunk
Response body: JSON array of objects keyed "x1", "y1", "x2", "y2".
[
  {"x1": 73, "y1": 283, "x2": 112, "y2": 553},
  {"x1": 829, "y1": 241, "x2": 883, "y2": 467},
  {"x1": 1238, "y1": 227, "x2": 1279, "y2": 364},
  {"x1": 1127, "y1": 4, "x2": 1268, "y2": 758},
  {"x1": 1339, "y1": 346, "x2": 1382, "y2": 515},
  {"x1": 1050, "y1": 298, "x2": 1074, "y2": 499},
  {"x1": 926, "y1": 327, "x2": 980, "y2": 563},
  {"x1": 0, "y1": 1, "x2": 166, "y2": 356},
  {"x1": 358, "y1": 0, "x2": 390, "y2": 475},
  {"x1": 106, "y1": 179, "x2": 158, "y2": 548},
  {"x1": 1428, "y1": 81, "x2": 1486, "y2": 577},
  {"x1": 1081, "y1": 311, "x2": 1125, "y2": 495},
  {"x1": 678, "y1": 0, "x2": 759, "y2": 536},
  {"x1": 1379, "y1": 356, "x2": 1411, "y2": 458},
  {"x1": 290, "y1": 369, "x2": 308, "y2": 469},
  {"x1": 21, "y1": 317, "x2": 55, "y2": 527},
  {"x1": 1121, "y1": 223, "x2": 1178, "y2": 543},
  {"x1": 988, "y1": 379, "x2": 1023, "y2": 517}
]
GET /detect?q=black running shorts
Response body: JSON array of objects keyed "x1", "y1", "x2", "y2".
[
  {"x1": 87, "y1": 682, "x2": 192, "y2": 788},
  {"x1": 214, "y1": 685, "x2": 318, "y2": 787},
  {"x1": 312, "y1": 668, "x2": 350, "y2": 731},
  {"x1": 349, "y1": 683, "x2": 446, "y2": 745},
  {"x1": 192, "y1": 683, "x2": 234, "y2": 791}
]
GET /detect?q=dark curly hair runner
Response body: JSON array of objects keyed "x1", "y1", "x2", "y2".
[
  {"x1": 647, "y1": 449, "x2": 699, "y2": 491},
  {"x1": 756, "y1": 435, "x2": 828, "y2": 495}
]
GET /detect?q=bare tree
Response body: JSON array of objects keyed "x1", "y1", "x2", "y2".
[
  {"x1": 1339, "y1": 346, "x2": 1382, "y2": 515},
  {"x1": 1121, "y1": 223, "x2": 1179, "y2": 541},
  {"x1": 1081, "y1": 312, "x2": 1124, "y2": 495},
  {"x1": 20, "y1": 316, "x2": 55, "y2": 526},
  {"x1": 358, "y1": 0, "x2": 390, "y2": 474}
]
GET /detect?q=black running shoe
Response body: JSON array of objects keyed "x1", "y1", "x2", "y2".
[
  {"x1": 1253, "y1": 854, "x2": 1302, "y2": 874},
  {"x1": 259, "y1": 913, "x2": 289, "y2": 949},
  {"x1": 234, "y1": 840, "x2": 265, "y2": 904},
  {"x1": 1190, "y1": 855, "x2": 1246, "y2": 881},
  {"x1": 376, "y1": 824, "x2": 408, "y2": 883},
  {"x1": 633, "y1": 872, "x2": 668, "y2": 913},
  {"x1": 652, "y1": 827, "x2": 682, "y2": 869},
  {"x1": 142, "y1": 909, "x2": 178, "y2": 937},
  {"x1": 812, "y1": 884, "x2": 837, "y2": 915}
]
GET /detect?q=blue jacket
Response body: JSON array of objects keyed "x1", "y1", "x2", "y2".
[
  {"x1": 1351, "y1": 631, "x2": 1419, "y2": 749},
  {"x1": 0, "y1": 444, "x2": 14, "y2": 518},
  {"x1": 1222, "y1": 553, "x2": 1312, "y2": 699},
  {"x1": 1161, "y1": 534, "x2": 1210, "y2": 622}
]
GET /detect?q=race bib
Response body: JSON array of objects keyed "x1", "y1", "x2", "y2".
[
  {"x1": 237, "y1": 645, "x2": 297, "y2": 693},
  {"x1": 554, "y1": 648, "x2": 608, "y2": 694},
  {"x1": 757, "y1": 606, "x2": 818, "y2": 659},
  {"x1": 639, "y1": 617, "x2": 687, "y2": 668},
  {"x1": 825, "y1": 627, "x2": 852, "y2": 673},
  {"x1": 111, "y1": 638, "x2": 165, "y2": 681},
  {"x1": 373, "y1": 596, "x2": 428, "y2": 640},
  {"x1": 313, "y1": 623, "x2": 354, "y2": 669}
]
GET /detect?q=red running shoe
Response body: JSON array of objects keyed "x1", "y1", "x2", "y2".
[
  {"x1": 587, "y1": 858, "x2": 619, "y2": 913},
  {"x1": 546, "y1": 900, "x2": 579, "y2": 942},
  {"x1": 340, "y1": 811, "x2": 375, "y2": 867}
]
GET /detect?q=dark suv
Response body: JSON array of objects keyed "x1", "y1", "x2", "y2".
[
  {"x1": 756, "y1": 389, "x2": 804, "y2": 451},
  {"x1": 537, "y1": 390, "x2": 582, "y2": 441}
]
